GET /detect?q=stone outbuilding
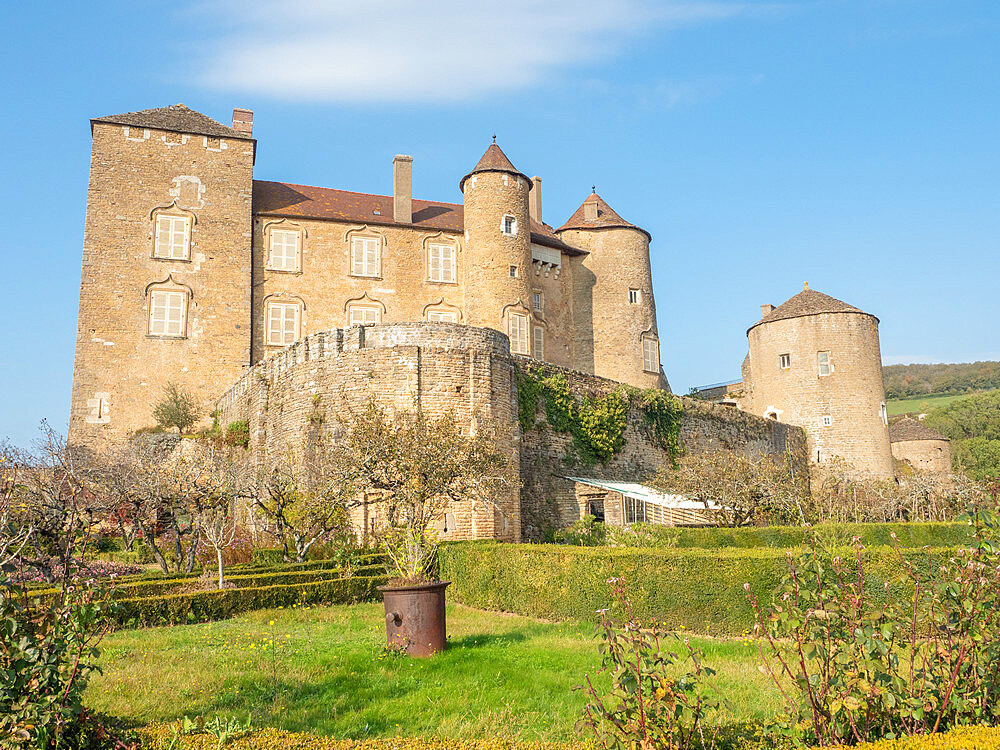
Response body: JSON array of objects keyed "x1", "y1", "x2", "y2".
[{"x1": 889, "y1": 418, "x2": 952, "y2": 474}]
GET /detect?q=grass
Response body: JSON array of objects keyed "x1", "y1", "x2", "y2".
[
  {"x1": 887, "y1": 392, "x2": 972, "y2": 416},
  {"x1": 86, "y1": 602, "x2": 780, "y2": 742}
]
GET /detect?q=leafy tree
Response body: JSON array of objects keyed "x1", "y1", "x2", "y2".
[
  {"x1": 924, "y1": 389, "x2": 1000, "y2": 441},
  {"x1": 953, "y1": 437, "x2": 1000, "y2": 482},
  {"x1": 152, "y1": 382, "x2": 199, "y2": 433},
  {"x1": 883, "y1": 361, "x2": 1000, "y2": 399},
  {"x1": 653, "y1": 449, "x2": 806, "y2": 527}
]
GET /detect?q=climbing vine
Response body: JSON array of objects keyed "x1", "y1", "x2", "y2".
[{"x1": 515, "y1": 364, "x2": 683, "y2": 466}]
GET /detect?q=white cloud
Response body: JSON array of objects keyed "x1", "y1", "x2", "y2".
[{"x1": 192, "y1": 0, "x2": 761, "y2": 103}]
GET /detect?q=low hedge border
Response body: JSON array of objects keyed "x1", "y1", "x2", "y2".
[
  {"x1": 581, "y1": 521, "x2": 971, "y2": 550},
  {"x1": 438, "y1": 542, "x2": 954, "y2": 636},
  {"x1": 112, "y1": 574, "x2": 389, "y2": 628},
  {"x1": 837, "y1": 726, "x2": 1000, "y2": 749}
]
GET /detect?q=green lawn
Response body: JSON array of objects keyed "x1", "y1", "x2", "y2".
[
  {"x1": 886, "y1": 392, "x2": 971, "y2": 416},
  {"x1": 87, "y1": 603, "x2": 780, "y2": 742}
]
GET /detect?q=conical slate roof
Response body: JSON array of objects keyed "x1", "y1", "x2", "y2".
[
  {"x1": 556, "y1": 192, "x2": 650, "y2": 240},
  {"x1": 889, "y1": 417, "x2": 949, "y2": 443},
  {"x1": 459, "y1": 141, "x2": 530, "y2": 191},
  {"x1": 92, "y1": 103, "x2": 250, "y2": 140},
  {"x1": 749, "y1": 286, "x2": 875, "y2": 332}
]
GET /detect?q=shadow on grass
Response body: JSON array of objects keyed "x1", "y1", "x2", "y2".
[{"x1": 446, "y1": 631, "x2": 528, "y2": 649}]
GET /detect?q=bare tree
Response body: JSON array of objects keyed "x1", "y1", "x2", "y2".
[
  {"x1": 0, "y1": 443, "x2": 32, "y2": 570},
  {"x1": 653, "y1": 449, "x2": 807, "y2": 528}
]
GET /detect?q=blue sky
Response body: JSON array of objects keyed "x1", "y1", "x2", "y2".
[{"x1": 1, "y1": 0, "x2": 998, "y2": 447}]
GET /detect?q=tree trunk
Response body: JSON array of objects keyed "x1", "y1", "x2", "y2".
[
  {"x1": 139, "y1": 523, "x2": 170, "y2": 574},
  {"x1": 216, "y1": 547, "x2": 224, "y2": 590}
]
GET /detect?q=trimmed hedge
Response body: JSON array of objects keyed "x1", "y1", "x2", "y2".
[
  {"x1": 438, "y1": 542, "x2": 950, "y2": 636},
  {"x1": 129, "y1": 725, "x2": 584, "y2": 749},
  {"x1": 585, "y1": 521, "x2": 972, "y2": 550},
  {"x1": 113, "y1": 574, "x2": 388, "y2": 628},
  {"x1": 839, "y1": 726, "x2": 1000, "y2": 749}
]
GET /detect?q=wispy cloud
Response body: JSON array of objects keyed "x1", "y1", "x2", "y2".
[{"x1": 192, "y1": 0, "x2": 764, "y2": 103}]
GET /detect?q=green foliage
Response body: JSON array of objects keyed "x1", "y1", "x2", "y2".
[
  {"x1": 516, "y1": 365, "x2": 683, "y2": 465},
  {"x1": 223, "y1": 421, "x2": 250, "y2": 448},
  {"x1": 747, "y1": 490, "x2": 1000, "y2": 747},
  {"x1": 883, "y1": 361, "x2": 1000, "y2": 400},
  {"x1": 550, "y1": 520, "x2": 972, "y2": 550},
  {"x1": 0, "y1": 580, "x2": 113, "y2": 749},
  {"x1": 924, "y1": 389, "x2": 1000, "y2": 441},
  {"x1": 952, "y1": 437, "x2": 1000, "y2": 481},
  {"x1": 438, "y1": 541, "x2": 944, "y2": 636},
  {"x1": 577, "y1": 577, "x2": 720, "y2": 749},
  {"x1": 152, "y1": 382, "x2": 200, "y2": 433}
]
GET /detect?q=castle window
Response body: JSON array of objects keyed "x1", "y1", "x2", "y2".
[
  {"x1": 148, "y1": 289, "x2": 187, "y2": 337},
  {"x1": 817, "y1": 351, "x2": 831, "y2": 376},
  {"x1": 349, "y1": 305, "x2": 381, "y2": 326},
  {"x1": 428, "y1": 243, "x2": 456, "y2": 283},
  {"x1": 629, "y1": 288, "x2": 640, "y2": 304},
  {"x1": 351, "y1": 236, "x2": 381, "y2": 277},
  {"x1": 153, "y1": 215, "x2": 190, "y2": 260},
  {"x1": 268, "y1": 229, "x2": 300, "y2": 272},
  {"x1": 533, "y1": 326, "x2": 545, "y2": 360},
  {"x1": 427, "y1": 310, "x2": 458, "y2": 323},
  {"x1": 509, "y1": 313, "x2": 529, "y2": 355},
  {"x1": 641, "y1": 335, "x2": 659, "y2": 374},
  {"x1": 266, "y1": 301, "x2": 300, "y2": 346},
  {"x1": 822, "y1": 415, "x2": 833, "y2": 427},
  {"x1": 532, "y1": 292, "x2": 543, "y2": 313},
  {"x1": 779, "y1": 353, "x2": 791, "y2": 370},
  {"x1": 501, "y1": 215, "x2": 518, "y2": 237},
  {"x1": 880, "y1": 403, "x2": 888, "y2": 426}
]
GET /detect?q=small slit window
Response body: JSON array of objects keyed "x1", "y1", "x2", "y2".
[
  {"x1": 148, "y1": 289, "x2": 187, "y2": 337},
  {"x1": 779, "y1": 353, "x2": 791, "y2": 370},
  {"x1": 509, "y1": 313, "x2": 529, "y2": 355},
  {"x1": 502, "y1": 215, "x2": 518, "y2": 236},
  {"x1": 268, "y1": 229, "x2": 300, "y2": 272},
  {"x1": 822, "y1": 415, "x2": 833, "y2": 427},
  {"x1": 351, "y1": 236, "x2": 381, "y2": 277},
  {"x1": 817, "y1": 351, "x2": 831, "y2": 376},
  {"x1": 266, "y1": 302, "x2": 300, "y2": 346},
  {"x1": 628, "y1": 288, "x2": 640, "y2": 304},
  {"x1": 533, "y1": 326, "x2": 544, "y2": 360},
  {"x1": 154, "y1": 215, "x2": 190, "y2": 260},
  {"x1": 428, "y1": 243, "x2": 456, "y2": 283},
  {"x1": 642, "y1": 335, "x2": 659, "y2": 374},
  {"x1": 349, "y1": 305, "x2": 381, "y2": 326},
  {"x1": 533, "y1": 292, "x2": 543, "y2": 312}
]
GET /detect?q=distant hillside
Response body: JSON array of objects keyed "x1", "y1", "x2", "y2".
[{"x1": 882, "y1": 361, "x2": 1000, "y2": 400}]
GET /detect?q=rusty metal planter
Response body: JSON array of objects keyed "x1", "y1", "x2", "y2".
[{"x1": 378, "y1": 580, "x2": 450, "y2": 657}]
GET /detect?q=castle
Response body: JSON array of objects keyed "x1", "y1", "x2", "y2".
[{"x1": 68, "y1": 104, "x2": 666, "y2": 447}]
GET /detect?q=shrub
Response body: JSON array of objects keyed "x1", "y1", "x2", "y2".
[
  {"x1": 224, "y1": 420, "x2": 250, "y2": 447},
  {"x1": 747, "y1": 496, "x2": 1000, "y2": 746},
  {"x1": 438, "y1": 542, "x2": 944, "y2": 636},
  {"x1": 152, "y1": 382, "x2": 199, "y2": 433}
]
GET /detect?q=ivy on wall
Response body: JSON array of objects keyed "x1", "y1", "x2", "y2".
[{"x1": 516, "y1": 365, "x2": 683, "y2": 466}]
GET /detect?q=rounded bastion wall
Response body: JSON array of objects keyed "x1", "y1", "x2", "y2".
[
  {"x1": 747, "y1": 311, "x2": 893, "y2": 478},
  {"x1": 216, "y1": 322, "x2": 521, "y2": 542},
  {"x1": 891, "y1": 438, "x2": 952, "y2": 475}
]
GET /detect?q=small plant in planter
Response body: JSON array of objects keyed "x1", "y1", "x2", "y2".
[{"x1": 339, "y1": 398, "x2": 514, "y2": 656}]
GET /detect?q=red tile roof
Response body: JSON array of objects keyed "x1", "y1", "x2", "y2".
[
  {"x1": 459, "y1": 142, "x2": 531, "y2": 191},
  {"x1": 556, "y1": 193, "x2": 650, "y2": 240},
  {"x1": 252, "y1": 180, "x2": 584, "y2": 255},
  {"x1": 748, "y1": 286, "x2": 875, "y2": 333}
]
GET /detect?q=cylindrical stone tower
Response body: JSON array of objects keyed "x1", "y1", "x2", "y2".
[
  {"x1": 460, "y1": 142, "x2": 534, "y2": 352},
  {"x1": 557, "y1": 192, "x2": 664, "y2": 389},
  {"x1": 744, "y1": 284, "x2": 893, "y2": 478}
]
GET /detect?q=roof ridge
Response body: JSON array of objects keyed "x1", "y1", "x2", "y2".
[{"x1": 253, "y1": 180, "x2": 463, "y2": 209}]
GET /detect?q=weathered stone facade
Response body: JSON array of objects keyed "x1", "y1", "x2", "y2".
[
  {"x1": 217, "y1": 322, "x2": 807, "y2": 541},
  {"x1": 889, "y1": 418, "x2": 952, "y2": 474},
  {"x1": 69, "y1": 105, "x2": 668, "y2": 446}
]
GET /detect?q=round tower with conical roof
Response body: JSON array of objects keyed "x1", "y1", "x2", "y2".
[
  {"x1": 741, "y1": 284, "x2": 893, "y2": 478},
  {"x1": 556, "y1": 192, "x2": 664, "y2": 389},
  {"x1": 460, "y1": 142, "x2": 535, "y2": 354}
]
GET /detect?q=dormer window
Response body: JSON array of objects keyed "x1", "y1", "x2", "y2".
[
  {"x1": 153, "y1": 215, "x2": 190, "y2": 260},
  {"x1": 501, "y1": 215, "x2": 518, "y2": 236}
]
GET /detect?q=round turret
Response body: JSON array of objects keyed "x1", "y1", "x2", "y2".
[
  {"x1": 889, "y1": 417, "x2": 952, "y2": 474},
  {"x1": 556, "y1": 193, "x2": 663, "y2": 390},
  {"x1": 743, "y1": 284, "x2": 893, "y2": 478},
  {"x1": 460, "y1": 142, "x2": 535, "y2": 353}
]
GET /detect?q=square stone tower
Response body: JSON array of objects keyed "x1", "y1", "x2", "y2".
[{"x1": 68, "y1": 104, "x2": 255, "y2": 446}]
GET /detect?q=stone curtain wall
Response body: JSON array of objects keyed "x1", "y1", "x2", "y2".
[
  {"x1": 891, "y1": 439, "x2": 952, "y2": 475},
  {"x1": 517, "y1": 360, "x2": 807, "y2": 540},
  {"x1": 217, "y1": 322, "x2": 521, "y2": 542}
]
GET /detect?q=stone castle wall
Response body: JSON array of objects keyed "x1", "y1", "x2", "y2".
[
  {"x1": 891, "y1": 438, "x2": 952, "y2": 475},
  {"x1": 217, "y1": 323, "x2": 807, "y2": 542}
]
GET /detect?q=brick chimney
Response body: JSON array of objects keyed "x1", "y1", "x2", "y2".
[
  {"x1": 761, "y1": 304, "x2": 775, "y2": 318},
  {"x1": 232, "y1": 108, "x2": 253, "y2": 136},
  {"x1": 529, "y1": 176, "x2": 542, "y2": 223},
  {"x1": 583, "y1": 195, "x2": 599, "y2": 222},
  {"x1": 393, "y1": 155, "x2": 413, "y2": 224}
]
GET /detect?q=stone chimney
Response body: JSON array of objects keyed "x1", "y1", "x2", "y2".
[
  {"x1": 232, "y1": 108, "x2": 253, "y2": 136},
  {"x1": 529, "y1": 176, "x2": 542, "y2": 223},
  {"x1": 761, "y1": 304, "x2": 775, "y2": 318},
  {"x1": 393, "y1": 155, "x2": 413, "y2": 224},
  {"x1": 583, "y1": 195, "x2": 599, "y2": 222}
]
